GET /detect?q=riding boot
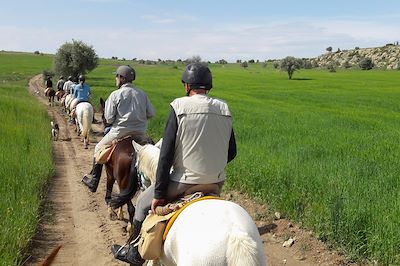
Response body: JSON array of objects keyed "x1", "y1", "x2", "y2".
[
  {"x1": 111, "y1": 220, "x2": 144, "y2": 265},
  {"x1": 81, "y1": 159, "x2": 103, "y2": 193}
]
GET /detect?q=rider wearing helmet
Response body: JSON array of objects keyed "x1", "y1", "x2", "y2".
[
  {"x1": 72, "y1": 75, "x2": 91, "y2": 106},
  {"x1": 111, "y1": 63, "x2": 237, "y2": 265},
  {"x1": 56, "y1": 76, "x2": 65, "y2": 92},
  {"x1": 62, "y1": 76, "x2": 74, "y2": 94},
  {"x1": 82, "y1": 65, "x2": 155, "y2": 193}
]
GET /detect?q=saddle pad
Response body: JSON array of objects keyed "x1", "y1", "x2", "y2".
[
  {"x1": 162, "y1": 195, "x2": 223, "y2": 241},
  {"x1": 94, "y1": 144, "x2": 116, "y2": 164}
]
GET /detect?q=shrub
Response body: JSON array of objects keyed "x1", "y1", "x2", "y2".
[
  {"x1": 241, "y1": 61, "x2": 248, "y2": 68},
  {"x1": 359, "y1": 57, "x2": 374, "y2": 70},
  {"x1": 34, "y1": 51, "x2": 40, "y2": 55},
  {"x1": 327, "y1": 63, "x2": 336, "y2": 72}
]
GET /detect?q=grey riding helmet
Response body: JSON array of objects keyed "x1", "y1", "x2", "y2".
[
  {"x1": 114, "y1": 65, "x2": 136, "y2": 82},
  {"x1": 181, "y1": 63, "x2": 212, "y2": 90}
]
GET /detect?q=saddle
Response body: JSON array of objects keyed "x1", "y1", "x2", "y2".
[
  {"x1": 95, "y1": 134, "x2": 150, "y2": 164},
  {"x1": 44, "y1": 87, "x2": 55, "y2": 96}
]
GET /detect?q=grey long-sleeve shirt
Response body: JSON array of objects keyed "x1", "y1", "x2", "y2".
[{"x1": 104, "y1": 83, "x2": 155, "y2": 135}]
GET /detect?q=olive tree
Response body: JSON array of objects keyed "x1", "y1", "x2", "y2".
[
  {"x1": 54, "y1": 40, "x2": 99, "y2": 78},
  {"x1": 280, "y1": 56, "x2": 302, "y2": 79}
]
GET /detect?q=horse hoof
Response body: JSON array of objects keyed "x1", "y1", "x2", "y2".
[
  {"x1": 108, "y1": 207, "x2": 117, "y2": 221},
  {"x1": 117, "y1": 207, "x2": 124, "y2": 220},
  {"x1": 126, "y1": 222, "x2": 132, "y2": 235}
]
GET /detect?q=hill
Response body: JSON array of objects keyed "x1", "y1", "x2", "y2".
[{"x1": 311, "y1": 44, "x2": 400, "y2": 69}]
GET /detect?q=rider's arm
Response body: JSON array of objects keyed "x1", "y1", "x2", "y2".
[
  {"x1": 73, "y1": 85, "x2": 78, "y2": 98},
  {"x1": 146, "y1": 97, "x2": 156, "y2": 119},
  {"x1": 228, "y1": 129, "x2": 237, "y2": 163},
  {"x1": 154, "y1": 108, "x2": 177, "y2": 199},
  {"x1": 104, "y1": 93, "x2": 117, "y2": 125}
]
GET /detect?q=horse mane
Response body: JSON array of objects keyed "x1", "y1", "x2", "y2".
[{"x1": 136, "y1": 142, "x2": 161, "y2": 184}]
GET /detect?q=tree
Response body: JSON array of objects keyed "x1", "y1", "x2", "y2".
[
  {"x1": 241, "y1": 61, "x2": 248, "y2": 69},
  {"x1": 280, "y1": 56, "x2": 302, "y2": 79},
  {"x1": 326, "y1": 46, "x2": 333, "y2": 53},
  {"x1": 54, "y1": 40, "x2": 99, "y2": 78}
]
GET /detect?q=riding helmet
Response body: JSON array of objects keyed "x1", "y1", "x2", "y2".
[
  {"x1": 114, "y1": 65, "x2": 136, "y2": 82},
  {"x1": 181, "y1": 63, "x2": 212, "y2": 90},
  {"x1": 78, "y1": 75, "x2": 85, "y2": 82}
]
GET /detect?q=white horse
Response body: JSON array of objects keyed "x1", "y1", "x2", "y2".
[
  {"x1": 132, "y1": 140, "x2": 267, "y2": 266},
  {"x1": 75, "y1": 102, "x2": 93, "y2": 149},
  {"x1": 64, "y1": 93, "x2": 74, "y2": 114}
]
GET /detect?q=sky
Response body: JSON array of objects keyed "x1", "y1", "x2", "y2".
[{"x1": 1, "y1": 0, "x2": 400, "y2": 62}]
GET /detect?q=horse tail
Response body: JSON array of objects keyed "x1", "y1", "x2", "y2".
[
  {"x1": 110, "y1": 167, "x2": 137, "y2": 209},
  {"x1": 226, "y1": 226, "x2": 259, "y2": 266},
  {"x1": 81, "y1": 104, "x2": 93, "y2": 139}
]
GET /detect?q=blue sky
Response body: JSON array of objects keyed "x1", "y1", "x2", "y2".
[{"x1": 1, "y1": 0, "x2": 400, "y2": 62}]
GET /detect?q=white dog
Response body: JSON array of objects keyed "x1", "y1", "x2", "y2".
[{"x1": 51, "y1": 121, "x2": 59, "y2": 141}]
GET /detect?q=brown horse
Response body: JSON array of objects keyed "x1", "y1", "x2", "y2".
[
  {"x1": 55, "y1": 89, "x2": 65, "y2": 101},
  {"x1": 45, "y1": 88, "x2": 56, "y2": 106},
  {"x1": 100, "y1": 98, "x2": 154, "y2": 231}
]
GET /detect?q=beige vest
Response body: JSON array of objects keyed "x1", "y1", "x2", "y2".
[{"x1": 170, "y1": 94, "x2": 232, "y2": 184}]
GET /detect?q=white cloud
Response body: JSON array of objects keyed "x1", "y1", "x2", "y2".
[
  {"x1": 140, "y1": 15, "x2": 176, "y2": 24},
  {"x1": 1, "y1": 17, "x2": 399, "y2": 62}
]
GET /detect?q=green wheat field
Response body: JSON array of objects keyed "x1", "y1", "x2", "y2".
[{"x1": 1, "y1": 51, "x2": 399, "y2": 265}]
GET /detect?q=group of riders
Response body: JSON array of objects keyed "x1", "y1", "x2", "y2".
[{"x1": 48, "y1": 63, "x2": 237, "y2": 265}]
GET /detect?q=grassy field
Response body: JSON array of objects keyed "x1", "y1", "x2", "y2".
[
  {"x1": 0, "y1": 52, "x2": 54, "y2": 265},
  {"x1": 90, "y1": 62, "x2": 400, "y2": 264},
  {"x1": 0, "y1": 52, "x2": 399, "y2": 264}
]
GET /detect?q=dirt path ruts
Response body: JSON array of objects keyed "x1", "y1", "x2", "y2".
[{"x1": 25, "y1": 75, "x2": 354, "y2": 266}]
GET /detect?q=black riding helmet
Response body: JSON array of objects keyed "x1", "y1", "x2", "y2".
[
  {"x1": 181, "y1": 63, "x2": 212, "y2": 90},
  {"x1": 78, "y1": 75, "x2": 85, "y2": 82}
]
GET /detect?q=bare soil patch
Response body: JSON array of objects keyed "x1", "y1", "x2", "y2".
[{"x1": 25, "y1": 75, "x2": 357, "y2": 266}]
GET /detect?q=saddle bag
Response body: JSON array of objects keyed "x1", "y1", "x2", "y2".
[{"x1": 136, "y1": 213, "x2": 174, "y2": 260}]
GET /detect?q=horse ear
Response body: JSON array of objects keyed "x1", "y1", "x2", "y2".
[
  {"x1": 155, "y1": 138, "x2": 163, "y2": 149},
  {"x1": 132, "y1": 140, "x2": 143, "y2": 153},
  {"x1": 100, "y1": 97, "x2": 105, "y2": 107}
]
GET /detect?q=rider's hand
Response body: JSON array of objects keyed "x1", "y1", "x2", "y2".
[{"x1": 151, "y1": 198, "x2": 166, "y2": 214}]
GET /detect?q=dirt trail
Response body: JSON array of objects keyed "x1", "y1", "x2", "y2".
[{"x1": 25, "y1": 75, "x2": 353, "y2": 266}]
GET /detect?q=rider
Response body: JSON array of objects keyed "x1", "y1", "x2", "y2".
[
  {"x1": 63, "y1": 76, "x2": 74, "y2": 94},
  {"x1": 45, "y1": 76, "x2": 53, "y2": 89},
  {"x1": 82, "y1": 65, "x2": 155, "y2": 193},
  {"x1": 56, "y1": 76, "x2": 65, "y2": 92},
  {"x1": 71, "y1": 75, "x2": 91, "y2": 108},
  {"x1": 44, "y1": 76, "x2": 53, "y2": 95},
  {"x1": 111, "y1": 63, "x2": 237, "y2": 265}
]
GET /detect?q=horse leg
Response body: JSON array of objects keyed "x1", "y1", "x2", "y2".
[
  {"x1": 84, "y1": 137, "x2": 88, "y2": 149},
  {"x1": 106, "y1": 174, "x2": 118, "y2": 221},
  {"x1": 126, "y1": 199, "x2": 135, "y2": 235},
  {"x1": 117, "y1": 206, "x2": 124, "y2": 221}
]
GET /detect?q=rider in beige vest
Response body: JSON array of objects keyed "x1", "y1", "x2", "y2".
[{"x1": 112, "y1": 63, "x2": 237, "y2": 265}]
